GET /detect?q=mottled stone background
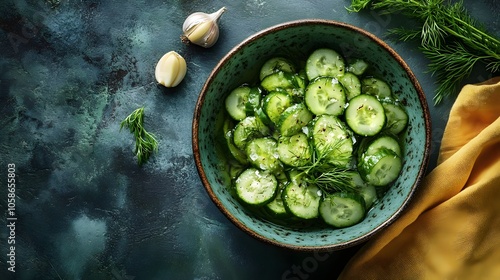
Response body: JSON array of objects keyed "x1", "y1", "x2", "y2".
[{"x1": 0, "y1": 0, "x2": 498, "y2": 279}]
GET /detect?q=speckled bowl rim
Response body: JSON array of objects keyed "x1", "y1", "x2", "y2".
[{"x1": 192, "y1": 19, "x2": 431, "y2": 251}]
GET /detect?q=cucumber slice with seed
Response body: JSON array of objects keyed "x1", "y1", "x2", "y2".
[
  {"x1": 223, "y1": 119, "x2": 248, "y2": 165},
  {"x1": 283, "y1": 180, "x2": 322, "y2": 219},
  {"x1": 278, "y1": 103, "x2": 313, "y2": 137},
  {"x1": 345, "y1": 94, "x2": 386, "y2": 137},
  {"x1": 347, "y1": 59, "x2": 369, "y2": 76},
  {"x1": 260, "y1": 57, "x2": 296, "y2": 81},
  {"x1": 382, "y1": 101, "x2": 409, "y2": 135},
  {"x1": 225, "y1": 86, "x2": 252, "y2": 121},
  {"x1": 306, "y1": 48, "x2": 345, "y2": 80},
  {"x1": 339, "y1": 72, "x2": 361, "y2": 100},
  {"x1": 233, "y1": 116, "x2": 271, "y2": 150},
  {"x1": 263, "y1": 91, "x2": 293, "y2": 125},
  {"x1": 235, "y1": 168, "x2": 278, "y2": 206},
  {"x1": 245, "y1": 137, "x2": 282, "y2": 172},
  {"x1": 266, "y1": 182, "x2": 288, "y2": 216},
  {"x1": 261, "y1": 71, "x2": 296, "y2": 92},
  {"x1": 277, "y1": 132, "x2": 312, "y2": 167},
  {"x1": 319, "y1": 192, "x2": 366, "y2": 228},
  {"x1": 358, "y1": 148, "x2": 402, "y2": 186},
  {"x1": 311, "y1": 115, "x2": 353, "y2": 167},
  {"x1": 361, "y1": 77, "x2": 392, "y2": 99},
  {"x1": 305, "y1": 77, "x2": 346, "y2": 116},
  {"x1": 345, "y1": 171, "x2": 377, "y2": 209},
  {"x1": 362, "y1": 134, "x2": 402, "y2": 158}
]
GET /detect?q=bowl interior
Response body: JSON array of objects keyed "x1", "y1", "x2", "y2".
[{"x1": 193, "y1": 20, "x2": 430, "y2": 251}]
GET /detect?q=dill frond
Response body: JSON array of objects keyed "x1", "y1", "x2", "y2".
[
  {"x1": 291, "y1": 137, "x2": 355, "y2": 194},
  {"x1": 388, "y1": 27, "x2": 421, "y2": 42},
  {"x1": 422, "y1": 42, "x2": 481, "y2": 104},
  {"x1": 120, "y1": 107, "x2": 159, "y2": 166},
  {"x1": 346, "y1": 0, "x2": 374, "y2": 13},
  {"x1": 346, "y1": 0, "x2": 500, "y2": 104}
]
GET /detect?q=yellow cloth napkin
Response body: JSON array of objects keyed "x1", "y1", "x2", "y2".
[{"x1": 339, "y1": 77, "x2": 500, "y2": 280}]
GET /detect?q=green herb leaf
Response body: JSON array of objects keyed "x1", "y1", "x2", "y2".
[
  {"x1": 290, "y1": 138, "x2": 355, "y2": 194},
  {"x1": 346, "y1": 0, "x2": 374, "y2": 13},
  {"x1": 120, "y1": 107, "x2": 159, "y2": 166},
  {"x1": 347, "y1": 0, "x2": 500, "y2": 104}
]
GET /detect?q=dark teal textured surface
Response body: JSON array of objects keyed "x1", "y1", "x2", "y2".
[{"x1": 0, "y1": 0, "x2": 498, "y2": 279}]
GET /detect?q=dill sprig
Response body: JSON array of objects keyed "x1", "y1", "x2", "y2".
[
  {"x1": 120, "y1": 107, "x2": 159, "y2": 166},
  {"x1": 291, "y1": 138, "x2": 356, "y2": 194},
  {"x1": 303, "y1": 167, "x2": 356, "y2": 194},
  {"x1": 347, "y1": 0, "x2": 500, "y2": 104}
]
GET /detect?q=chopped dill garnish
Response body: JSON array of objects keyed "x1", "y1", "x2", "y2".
[{"x1": 290, "y1": 138, "x2": 356, "y2": 194}]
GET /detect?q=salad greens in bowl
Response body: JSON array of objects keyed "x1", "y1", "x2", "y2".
[{"x1": 192, "y1": 19, "x2": 431, "y2": 251}]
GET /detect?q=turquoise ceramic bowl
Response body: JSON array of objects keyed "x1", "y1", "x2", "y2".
[{"x1": 192, "y1": 19, "x2": 431, "y2": 251}]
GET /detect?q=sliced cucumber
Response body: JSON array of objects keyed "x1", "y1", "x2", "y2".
[
  {"x1": 235, "y1": 168, "x2": 278, "y2": 206},
  {"x1": 223, "y1": 119, "x2": 249, "y2": 165},
  {"x1": 244, "y1": 87, "x2": 263, "y2": 117},
  {"x1": 245, "y1": 137, "x2": 282, "y2": 172},
  {"x1": 311, "y1": 115, "x2": 353, "y2": 167},
  {"x1": 304, "y1": 77, "x2": 346, "y2": 116},
  {"x1": 345, "y1": 171, "x2": 377, "y2": 209},
  {"x1": 265, "y1": 182, "x2": 288, "y2": 216},
  {"x1": 362, "y1": 134, "x2": 402, "y2": 158},
  {"x1": 283, "y1": 180, "x2": 322, "y2": 219},
  {"x1": 288, "y1": 169, "x2": 305, "y2": 185},
  {"x1": 319, "y1": 192, "x2": 366, "y2": 228},
  {"x1": 293, "y1": 72, "x2": 307, "y2": 90},
  {"x1": 382, "y1": 101, "x2": 409, "y2": 135},
  {"x1": 339, "y1": 72, "x2": 361, "y2": 100},
  {"x1": 273, "y1": 167, "x2": 288, "y2": 182},
  {"x1": 263, "y1": 91, "x2": 293, "y2": 125},
  {"x1": 306, "y1": 48, "x2": 345, "y2": 80},
  {"x1": 260, "y1": 57, "x2": 296, "y2": 81},
  {"x1": 233, "y1": 116, "x2": 271, "y2": 150},
  {"x1": 229, "y1": 164, "x2": 246, "y2": 181},
  {"x1": 222, "y1": 48, "x2": 409, "y2": 229},
  {"x1": 355, "y1": 184, "x2": 377, "y2": 210},
  {"x1": 261, "y1": 71, "x2": 296, "y2": 92},
  {"x1": 358, "y1": 148, "x2": 402, "y2": 186},
  {"x1": 345, "y1": 94, "x2": 386, "y2": 137},
  {"x1": 277, "y1": 132, "x2": 312, "y2": 167},
  {"x1": 361, "y1": 77, "x2": 392, "y2": 99},
  {"x1": 347, "y1": 58, "x2": 369, "y2": 76},
  {"x1": 254, "y1": 106, "x2": 273, "y2": 127},
  {"x1": 291, "y1": 70, "x2": 308, "y2": 100},
  {"x1": 287, "y1": 87, "x2": 306, "y2": 103},
  {"x1": 225, "y1": 86, "x2": 252, "y2": 121},
  {"x1": 278, "y1": 103, "x2": 313, "y2": 137}
]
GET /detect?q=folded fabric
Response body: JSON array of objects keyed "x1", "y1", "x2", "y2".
[{"x1": 339, "y1": 77, "x2": 500, "y2": 280}]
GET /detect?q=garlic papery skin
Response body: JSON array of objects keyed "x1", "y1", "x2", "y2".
[
  {"x1": 181, "y1": 7, "x2": 226, "y2": 48},
  {"x1": 155, "y1": 51, "x2": 187, "y2": 88}
]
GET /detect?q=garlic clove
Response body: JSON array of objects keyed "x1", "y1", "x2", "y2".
[
  {"x1": 181, "y1": 7, "x2": 226, "y2": 48},
  {"x1": 186, "y1": 21, "x2": 217, "y2": 47},
  {"x1": 155, "y1": 51, "x2": 187, "y2": 88}
]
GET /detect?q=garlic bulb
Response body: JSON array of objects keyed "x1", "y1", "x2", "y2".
[
  {"x1": 181, "y1": 7, "x2": 226, "y2": 48},
  {"x1": 155, "y1": 51, "x2": 187, "y2": 88}
]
